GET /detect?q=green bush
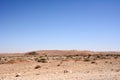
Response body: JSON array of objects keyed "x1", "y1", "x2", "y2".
[{"x1": 35, "y1": 57, "x2": 47, "y2": 63}]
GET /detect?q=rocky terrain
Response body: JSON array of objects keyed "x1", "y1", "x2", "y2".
[{"x1": 0, "y1": 50, "x2": 120, "y2": 80}]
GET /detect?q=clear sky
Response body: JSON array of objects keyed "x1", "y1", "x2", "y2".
[{"x1": 0, "y1": 0, "x2": 120, "y2": 53}]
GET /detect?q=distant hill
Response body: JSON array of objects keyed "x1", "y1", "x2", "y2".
[
  {"x1": 1, "y1": 50, "x2": 120, "y2": 56},
  {"x1": 25, "y1": 50, "x2": 92, "y2": 56},
  {"x1": 25, "y1": 50, "x2": 120, "y2": 56}
]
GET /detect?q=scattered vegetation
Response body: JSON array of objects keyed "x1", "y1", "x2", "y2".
[
  {"x1": 0, "y1": 51, "x2": 120, "y2": 65},
  {"x1": 0, "y1": 56, "x2": 28, "y2": 64}
]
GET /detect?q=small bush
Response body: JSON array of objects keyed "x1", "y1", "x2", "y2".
[
  {"x1": 35, "y1": 57, "x2": 47, "y2": 63},
  {"x1": 91, "y1": 61, "x2": 97, "y2": 64},
  {"x1": 27, "y1": 52, "x2": 38, "y2": 55},
  {"x1": 0, "y1": 60, "x2": 6, "y2": 64},
  {"x1": 83, "y1": 57, "x2": 90, "y2": 62},
  {"x1": 115, "y1": 69, "x2": 120, "y2": 72},
  {"x1": 57, "y1": 60, "x2": 63, "y2": 66},
  {"x1": 64, "y1": 70, "x2": 69, "y2": 73},
  {"x1": 57, "y1": 64, "x2": 61, "y2": 66},
  {"x1": 15, "y1": 73, "x2": 21, "y2": 77},
  {"x1": 34, "y1": 65, "x2": 41, "y2": 69},
  {"x1": 105, "y1": 61, "x2": 108, "y2": 63}
]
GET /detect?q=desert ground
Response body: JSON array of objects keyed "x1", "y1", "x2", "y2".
[{"x1": 0, "y1": 50, "x2": 120, "y2": 80}]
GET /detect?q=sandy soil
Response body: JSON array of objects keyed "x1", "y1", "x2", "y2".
[{"x1": 0, "y1": 54, "x2": 120, "y2": 80}]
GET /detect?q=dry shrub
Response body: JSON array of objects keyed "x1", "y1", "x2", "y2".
[
  {"x1": 35, "y1": 57, "x2": 48, "y2": 63},
  {"x1": 91, "y1": 61, "x2": 97, "y2": 64},
  {"x1": 83, "y1": 57, "x2": 90, "y2": 62},
  {"x1": 6, "y1": 59, "x2": 28, "y2": 64},
  {"x1": 6, "y1": 60, "x2": 16, "y2": 64},
  {"x1": 26, "y1": 52, "x2": 38, "y2": 55},
  {"x1": 35, "y1": 65, "x2": 41, "y2": 69}
]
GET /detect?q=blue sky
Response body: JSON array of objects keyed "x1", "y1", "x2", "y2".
[{"x1": 0, "y1": 0, "x2": 120, "y2": 52}]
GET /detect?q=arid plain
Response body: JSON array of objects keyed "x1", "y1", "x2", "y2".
[{"x1": 0, "y1": 50, "x2": 120, "y2": 80}]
